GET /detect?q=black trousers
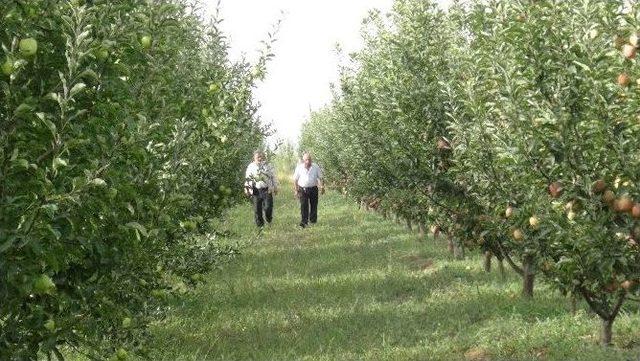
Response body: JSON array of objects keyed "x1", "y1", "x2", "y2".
[
  {"x1": 299, "y1": 186, "x2": 318, "y2": 226},
  {"x1": 252, "y1": 188, "x2": 273, "y2": 227}
]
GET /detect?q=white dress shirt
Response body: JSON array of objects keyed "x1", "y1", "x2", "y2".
[
  {"x1": 293, "y1": 163, "x2": 323, "y2": 188},
  {"x1": 245, "y1": 162, "x2": 277, "y2": 193}
]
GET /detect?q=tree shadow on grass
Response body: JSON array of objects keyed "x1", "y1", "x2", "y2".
[
  {"x1": 154, "y1": 275, "x2": 581, "y2": 361},
  {"x1": 153, "y1": 257, "x2": 580, "y2": 360}
]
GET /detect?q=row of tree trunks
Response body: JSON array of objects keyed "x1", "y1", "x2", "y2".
[{"x1": 362, "y1": 203, "x2": 626, "y2": 347}]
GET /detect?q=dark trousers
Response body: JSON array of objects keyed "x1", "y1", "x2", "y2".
[
  {"x1": 252, "y1": 188, "x2": 273, "y2": 227},
  {"x1": 299, "y1": 186, "x2": 318, "y2": 226}
]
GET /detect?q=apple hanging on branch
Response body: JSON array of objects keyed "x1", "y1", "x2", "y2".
[
  {"x1": 548, "y1": 182, "x2": 563, "y2": 198},
  {"x1": 622, "y1": 44, "x2": 636, "y2": 59},
  {"x1": 592, "y1": 179, "x2": 607, "y2": 194},
  {"x1": 618, "y1": 73, "x2": 631, "y2": 87}
]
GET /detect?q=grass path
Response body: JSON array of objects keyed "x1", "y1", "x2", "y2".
[{"x1": 149, "y1": 184, "x2": 640, "y2": 361}]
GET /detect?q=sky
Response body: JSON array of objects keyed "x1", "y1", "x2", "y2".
[{"x1": 206, "y1": 0, "x2": 450, "y2": 146}]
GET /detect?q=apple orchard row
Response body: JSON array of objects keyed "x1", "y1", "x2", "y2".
[{"x1": 301, "y1": 0, "x2": 640, "y2": 346}]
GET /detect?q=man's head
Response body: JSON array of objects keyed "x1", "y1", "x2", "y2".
[
  {"x1": 253, "y1": 151, "x2": 265, "y2": 164},
  {"x1": 302, "y1": 152, "x2": 312, "y2": 168}
]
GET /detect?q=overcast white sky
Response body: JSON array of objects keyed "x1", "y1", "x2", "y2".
[{"x1": 206, "y1": 0, "x2": 450, "y2": 146}]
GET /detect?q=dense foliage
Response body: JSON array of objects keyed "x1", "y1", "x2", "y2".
[
  {"x1": 1, "y1": 0, "x2": 269, "y2": 359},
  {"x1": 301, "y1": 0, "x2": 640, "y2": 346}
]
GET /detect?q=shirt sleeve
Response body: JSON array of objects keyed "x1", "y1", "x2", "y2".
[{"x1": 293, "y1": 164, "x2": 300, "y2": 181}]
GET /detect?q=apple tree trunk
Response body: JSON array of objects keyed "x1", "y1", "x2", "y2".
[
  {"x1": 483, "y1": 251, "x2": 492, "y2": 272},
  {"x1": 522, "y1": 256, "x2": 535, "y2": 298},
  {"x1": 453, "y1": 240, "x2": 464, "y2": 260},
  {"x1": 601, "y1": 318, "x2": 613, "y2": 346}
]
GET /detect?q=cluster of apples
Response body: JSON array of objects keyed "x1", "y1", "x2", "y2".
[
  {"x1": 617, "y1": 33, "x2": 640, "y2": 87},
  {"x1": 504, "y1": 183, "x2": 555, "y2": 241},
  {"x1": 592, "y1": 179, "x2": 640, "y2": 218},
  {"x1": 504, "y1": 205, "x2": 528, "y2": 241},
  {"x1": 2, "y1": 37, "x2": 38, "y2": 76},
  {"x1": 505, "y1": 179, "x2": 598, "y2": 241}
]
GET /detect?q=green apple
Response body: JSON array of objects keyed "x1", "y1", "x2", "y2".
[
  {"x1": 19, "y1": 38, "x2": 38, "y2": 57},
  {"x1": 33, "y1": 274, "x2": 56, "y2": 294},
  {"x1": 96, "y1": 48, "x2": 109, "y2": 60},
  {"x1": 512, "y1": 229, "x2": 524, "y2": 241},
  {"x1": 140, "y1": 35, "x2": 152, "y2": 49},
  {"x1": 107, "y1": 188, "x2": 118, "y2": 199},
  {"x1": 44, "y1": 319, "x2": 56, "y2": 331},
  {"x1": 2, "y1": 57, "x2": 14, "y2": 75},
  {"x1": 182, "y1": 220, "x2": 197, "y2": 231},
  {"x1": 505, "y1": 206, "x2": 514, "y2": 218}
]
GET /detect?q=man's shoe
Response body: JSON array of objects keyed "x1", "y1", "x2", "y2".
[{"x1": 298, "y1": 223, "x2": 306, "y2": 228}]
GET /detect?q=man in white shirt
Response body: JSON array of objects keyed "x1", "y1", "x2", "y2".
[
  {"x1": 244, "y1": 151, "x2": 278, "y2": 227},
  {"x1": 293, "y1": 152, "x2": 325, "y2": 228}
]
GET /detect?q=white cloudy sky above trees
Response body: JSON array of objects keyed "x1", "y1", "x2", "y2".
[{"x1": 207, "y1": 0, "x2": 450, "y2": 145}]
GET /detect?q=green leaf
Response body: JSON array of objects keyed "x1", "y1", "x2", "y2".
[
  {"x1": 70, "y1": 82, "x2": 87, "y2": 97},
  {"x1": 125, "y1": 222, "x2": 148, "y2": 237},
  {"x1": 572, "y1": 60, "x2": 591, "y2": 72},
  {"x1": 14, "y1": 159, "x2": 29, "y2": 169},
  {"x1": 14, "y1": 103, "x2": 34, "y2": 117},
  {"x1": 68, "y1": 109, "x2": 88, "y2": 121},
  {"x1": 37, "y1": 113, "x2": 57, "y2": 137},
  {"x1": 47, "y1": 226, "x2": 61, "y2": 240},
  {"x1": 90, "y1": 178, "x2": 107, "y2": 187},
  {"x1": 45, "y1": 92, "x2": 61, "y2": 104},
  {"x1": 53, "y1": 157, "x2": 68, "y2": 170},
  {"x1": 0, "y1": 236, "x2": 16, "y2": 253},
  {"x1": 79, "y1": 69, "x2": 99, "y2": 82},
  {"x1": 41, "y1": 204, "x2": 59, "y2": 217}
]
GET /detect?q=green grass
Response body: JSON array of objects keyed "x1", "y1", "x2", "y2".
[{"x1": 147, "y1": 183, "x2": 640, "y2": 361}]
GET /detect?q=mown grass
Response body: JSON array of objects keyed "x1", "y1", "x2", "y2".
[{"x1": 147, "y1": 181, "x2": 640, "y2": 361}]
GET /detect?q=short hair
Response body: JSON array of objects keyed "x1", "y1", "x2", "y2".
[
  {"x1": 254, "y1": 150, "x2": 265, "y2": 157},
  {"x1": 302, "y1": 152, "x2": 311, "y2": 159}
]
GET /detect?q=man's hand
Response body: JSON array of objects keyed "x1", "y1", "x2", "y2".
[
  {"x1": 244, "y1": 188, "x2": 250, "y2": 197},
  {"x1": 273, "y1": 188, "x2": 278, "y2": 196},
  {"x1": 320, "y1": 187, "x2": 326, "y2": 195}
]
